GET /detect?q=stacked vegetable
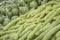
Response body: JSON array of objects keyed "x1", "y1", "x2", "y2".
[
  {"x1": 0, "y1": 1, "x2": 60, "y2": 40},
  {"x1": 0, "y1": 0, "x2": 53, "y2": 26}
]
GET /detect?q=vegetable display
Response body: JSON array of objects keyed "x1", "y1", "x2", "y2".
[{"x1": 0, "y1": 0, "x2": 60, "y2": 40}]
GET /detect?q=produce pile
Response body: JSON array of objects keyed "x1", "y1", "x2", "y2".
[
  {"x1": 0, "y1": 0, "x2": 53, "y2": 26},
  {"x1": 0, "y1": 0, "x2": 60, "y2": 40}
]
